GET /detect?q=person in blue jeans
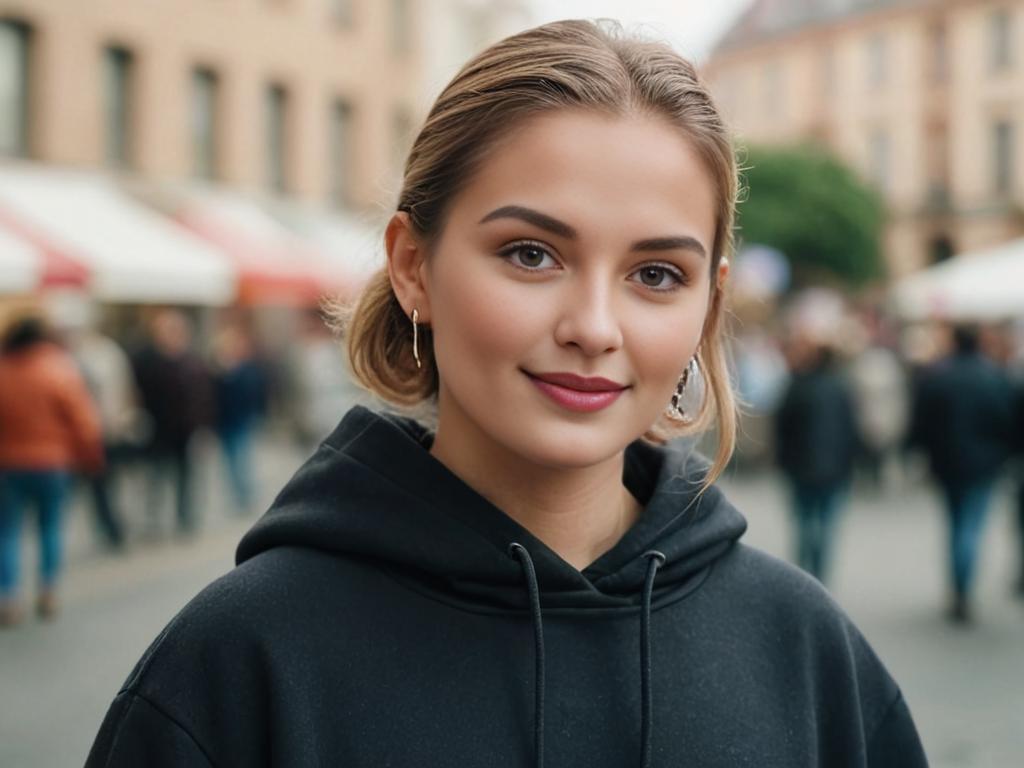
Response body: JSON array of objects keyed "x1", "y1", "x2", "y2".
[
  {"x1": 909, "y1": 325, "x2": 1014, "y2": 624},
  {"x1": 0, "y1": 471, "x2": 69, "y2": 610},
  {"x1": 0, "y1": 314, "x2": 103, "y2": 626},
  {"x1": 212, "y1": 324, "x2": 266, "y2": 515},
  {"x1": 774, "y1": 335, "x2": 860, "y2": 585}
]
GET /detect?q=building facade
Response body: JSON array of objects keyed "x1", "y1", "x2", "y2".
[
  {"x1": 0, "y1": 0, "x2": 427, "y2": 212},
  {"x1": 706, "y1": 0, "x2": 1024, "y2": 276}
]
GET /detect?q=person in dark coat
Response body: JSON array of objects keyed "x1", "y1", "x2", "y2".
[
  {"x1": 212, "y1": 324, "x2": 266, "y2": 515},
  {"x1": 1012, "y1": 375, "x2": 1024, "y2": 597},
  {"x1": 908, "y1": 324, "x2": 1014, "y2": 623},
  {"x1": 775, "y1": 336, "x2": 860, "y2": 585},
  {"x1": 132, "y1": 310, "x2": 212, "y2": 535}
]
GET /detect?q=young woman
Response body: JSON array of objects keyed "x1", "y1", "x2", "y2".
[{"x1": 87, "y1": 20, "x2": 927, "y2": 767}]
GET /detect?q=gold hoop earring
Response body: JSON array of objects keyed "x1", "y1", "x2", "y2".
[{"x1": 411, "y1": 308, "x2": 422, "y2": 370}]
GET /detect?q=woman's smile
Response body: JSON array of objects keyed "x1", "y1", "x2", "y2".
[{"x1": 523, "y1": 370, "x2": 630, "y2": 413}]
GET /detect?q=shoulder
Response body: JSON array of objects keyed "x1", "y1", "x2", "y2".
[
  {"x1": 710, "y1": 543, "x2": 889, "y2": 671},
  {"x1": 713, "y1": 543, "x2": 842, "y2": 621},
  {"x1": 105, "y1": 547, "x2": 364, "y2": 759},
  {"x1": 136, "y1": 548, "x2": 345, "y2": 656},
  {"x1": 705, "y1": 544, "x2": 915, "y2": 746}
]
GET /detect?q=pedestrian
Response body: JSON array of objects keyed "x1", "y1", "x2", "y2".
[
  {"x1": 848, "y1": 340, "x2": 908, "y2": 491},
  {"x1": 0, "y1": 313, "x2": 104, "y2": 626},
  {"x1": 64, "y1": 321, "x2": 145, "y2": 550},
  {"x1": 86, "y1": 20, "x2": 926, "y2": 766},
  {"x1": 1013, "y1": 379, "x2": 1024, "y2": 597},
  {"x1": 131, "y1": 310, "x2": 212, "y2": 536},
  {"x1": 908, "y1": 324, "x2": 1014, "y2": 623},
  {"x1": 287, "y1": 308, "x2": 365, "y2": 450},
  {"x1": 212, "y1": 323, "x2": 266, "y2": 516},
  {"x1": 775, "y1": 334, "x2": 860, "y2": 584}
]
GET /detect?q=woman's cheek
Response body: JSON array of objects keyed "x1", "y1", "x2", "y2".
[{"x1": 432, "y1": 259, "x2": 544, "y2": 365}]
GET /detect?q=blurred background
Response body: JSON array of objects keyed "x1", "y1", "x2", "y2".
[{"x1": 0, "y1": 1, "x2": 1022, "y2": 766}]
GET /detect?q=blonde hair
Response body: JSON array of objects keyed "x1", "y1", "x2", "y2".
[{"x1": 337, "y1": 19, "x2": 738, "y2": 486}]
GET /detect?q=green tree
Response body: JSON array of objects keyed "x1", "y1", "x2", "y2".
[{"x1": 736, "y1": 144, "x2": 885, "y2": 288}]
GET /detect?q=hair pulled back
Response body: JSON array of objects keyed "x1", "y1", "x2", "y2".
[{"x1": 339, "y1": 19, "x2": 738, "y2": 484}]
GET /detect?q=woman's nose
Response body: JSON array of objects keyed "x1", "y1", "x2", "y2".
[{"x1": 553, "y1": 280, "x2": 624, "y2": 356}]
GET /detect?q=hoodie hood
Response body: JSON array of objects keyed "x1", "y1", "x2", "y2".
[{"x1": 237, "y1": 406, "x2": 747, "y2": 613}]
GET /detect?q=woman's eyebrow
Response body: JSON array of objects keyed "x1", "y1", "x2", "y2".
[
  {"x1": 478, "y1": 205, "x2": 706, "y2": 258},
  {"x1": 479, "y1": 205, "x2": 576, "y2": 239},
  {"x1": 631, "y1": 236, "x2": 706, "y2": 258}
]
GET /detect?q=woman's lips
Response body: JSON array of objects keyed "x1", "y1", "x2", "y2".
[{"x1": 524, "y1": 371, "x2": 628, "y2": 413}]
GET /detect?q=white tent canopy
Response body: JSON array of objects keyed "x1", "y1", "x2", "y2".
[
  {"x1": 891, "y1": 238, "x2": 1024, "y2": 321},
  {"x1": 0, "y1": 226, "x2": 41, "y2": 294},
  {"x1": 0, "y1": 167, "x2": 235, "y2": 305}
]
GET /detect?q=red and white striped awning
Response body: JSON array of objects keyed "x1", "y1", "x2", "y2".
[
  {"x1": 0, "y1": 166, "x2": 234, "y2": 305},
  {"x1": 172, "y1": 189, "x2": 355, "y2": 307},
  {"x1": 0, "y1": 206, "x2": 90, "y2": 294}
]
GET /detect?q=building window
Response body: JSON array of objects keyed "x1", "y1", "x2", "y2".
[
  {"x1": 866, "y1": 33, "x2": 887, "y2": 87},
  {"x1": 103, "y1": 46, "x2": 134, "y2": 167},
  {"x1": 0, "y1": 20, "x2": 31, "y2": 157},
  {"x1": 929, "y1": 235, "x2": 955, "y2": 264},
  {"x1": 329, "y1": 100, "x2": 353, "y2": 207},
  {"x1": 819, "y1": 47, "x2": 836, "y2": 103},
  {"x1": 924, "y1": 122, "x2": 950, "y2": 209},
  {"x1": 763, "y1": 61, "x2": 784, "y2": 121},
  {"x1": 266, "y1": 83, "x2": 289, "y2": 194},
  {"x1": 331, "y1": 0, "x2": 353, "y2": 25},
  {"x1": 993, "y1": 120, "x2": 1015, "y2": 196},
  {"x1": 391, "y1": 0, "x2": 410, "y2": 54},
  {"x1": 990, "y1": 8, "x2": 1014, "y2": 72},
  {"x1": 869, "y1": 130, "x2": 890, "y2": 193},
  {"x1": 191, "y1": 68, "x2": 220, "y2": 180},
  {"x1": 928, "y1": 22, "x2": 947, "y2": 83}
]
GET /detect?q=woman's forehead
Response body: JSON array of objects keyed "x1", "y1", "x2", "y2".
[{"x1": 446, "y1": 110, "x2": 718, "y2": 247}]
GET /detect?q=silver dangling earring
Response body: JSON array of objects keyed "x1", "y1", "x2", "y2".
[
  {"x1": 667, "y1": 358, "x2": 698, "y2": 421},
  {"x1": 411, "y1": 308, "x2": 422, "y2": 369}
]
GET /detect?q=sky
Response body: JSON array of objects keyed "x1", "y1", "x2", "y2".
[{"x1": 529, "y1": 0, "x2": 756, "y2": 62}]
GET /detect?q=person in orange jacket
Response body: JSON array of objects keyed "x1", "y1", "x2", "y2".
[{"x1": 0, "y1": 312, "x2": 104, "y2": 627}]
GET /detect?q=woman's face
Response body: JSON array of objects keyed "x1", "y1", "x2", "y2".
[{"x1": 420, "y1": 109, "x2": 720, "y2": 469}]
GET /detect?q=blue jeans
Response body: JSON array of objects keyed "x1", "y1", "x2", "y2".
[
  {"x1": 789, "y1": 482, "x2": 846, "y2": 584},
  {"x1": 219, "y1": 424, "x2": 256, "y2": 512},
  {"x1": 942, "y1": 482, "x2": 995, "y2": 597},
  {"x1": 0, "y1": 470, "x2": 70, "y2": 599}
]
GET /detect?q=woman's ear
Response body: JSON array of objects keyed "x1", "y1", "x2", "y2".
[{"x1": 385, "y1": 212, "x2": 431, "y2": 323}]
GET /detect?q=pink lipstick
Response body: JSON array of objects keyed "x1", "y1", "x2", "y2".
[{"x1": 525, "y1": 371, "x2": 628, "y2": 413}]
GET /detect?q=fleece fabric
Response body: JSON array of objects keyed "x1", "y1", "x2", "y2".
[{"x1": 86, "y1": 405, "x2": 928, "y2": 767}]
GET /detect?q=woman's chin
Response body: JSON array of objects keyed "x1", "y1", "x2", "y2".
[{"x1": 498, "y1": 419, "x2": 640, "y2": 471}]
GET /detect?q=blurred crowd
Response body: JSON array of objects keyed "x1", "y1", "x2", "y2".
[
  {"x1": 1, "y1": 293, "x2": 1021, "y2": 631},
  {"x1": 0, "y1": 303, "x2": 362, "y2": 628},
  {"x1": 733, "y1": 292, "x2": 1024, "y2": 626}
]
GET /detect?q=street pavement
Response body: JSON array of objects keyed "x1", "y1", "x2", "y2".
[{"x1": 1, "y1": 434, "x2": 1022, "y2": 767}]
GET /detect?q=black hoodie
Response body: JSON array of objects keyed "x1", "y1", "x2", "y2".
[{"x1": 86, "y1": 406, "x2": 928, "y2": 767}]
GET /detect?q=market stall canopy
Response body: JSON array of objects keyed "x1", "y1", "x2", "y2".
[
  {"x1": 269, "y1": 202, "x2": 383, "y2": 295},
  {"x1": 0, "y1": 167, "x2": 234, "y2": 305},
  {"x1": 0, "y1": 206, "x2": 89, "y2": 293},
  {"x1": 167, "y1": 187, "x2": 360, "y2": 306},
  {"x1": 892, "y1": 238, "x2": 1024, "y2": 321},
  {"x1": 0, "y1": 225, "x2": 41, "y2": 294}
]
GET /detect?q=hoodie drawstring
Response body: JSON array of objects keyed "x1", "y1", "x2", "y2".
[
  {"x1": 640, "y1": 550, "x2": 665, "y2": 768},
  {"x1": 509, "y1": 543, "x2": 545, "y2": 768},
  {"x1": 509, "y1": 544, "x2": 667, "y2": 768}
]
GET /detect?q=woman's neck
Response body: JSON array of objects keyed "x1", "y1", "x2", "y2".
[{"x1": 429, "y1": 403, "x2": 641, "y2": 571}]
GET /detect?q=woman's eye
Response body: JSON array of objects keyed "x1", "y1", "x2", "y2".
[
  {"x1": 630, "y1": 265, "x2": 685, "y2": 291},
  {"x1": 500, "y1": 242, "x2": 558, "y2": 270}
]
